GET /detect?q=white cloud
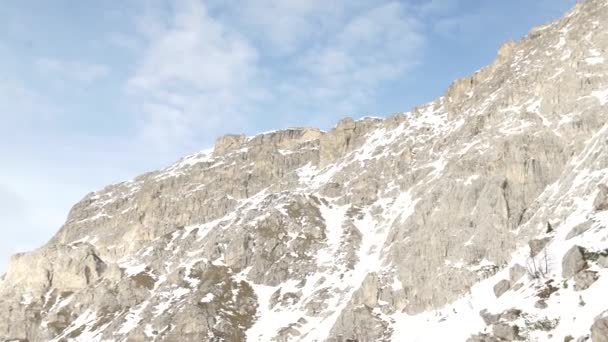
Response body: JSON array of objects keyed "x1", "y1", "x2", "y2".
[
  {"x1": 218, "y1": 0, "x2": 338, "y2": 56},
  {"x1": 283, "y1": 2, "x2": 426, "y2": 115},
  {"x1": 127, "y1": 0, "x2": 260, "y2": 148},
  {"x1": 35, "y1": 58, "x2": 110, "y2": 83}
]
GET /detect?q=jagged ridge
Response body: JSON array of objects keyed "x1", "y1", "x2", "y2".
[{"x1": 2, "y1": 0, "x2": 608, "y2": 341}]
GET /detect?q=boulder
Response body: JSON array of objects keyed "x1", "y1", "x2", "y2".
[
  {"x1": 592, "y1": 313, "x2": 608, "y2": 342},
  {"x1": 574, "y1": 270, "x2": 599, "y2": 291},
  {"x1": 593, "y1": 184, "x2": 608, "y2": 211},
  {"x1": 493, "y1": 323, "x2": 520, "y2": 341},
  {"x1": 480, "y1": 309, "x2": 502, "y2": 325},
  {"x1": 494, "y1": 279, "x2": 511, "y2": 298},
  {"x1": 509, "y1": 264, "x2": 527, "y2": 284},
  {"x1": 467, "y1": 333, "x2": 501, "y2": 342},
  {"x1": 501, "y1": 309, "x2": 522, "y2": 322},
  {"x1": 529, "y1": 238, "x2": 551, "y2": 257},
  {"x1": 599, "y1": 256, "x2": 608, "y2": 268},
  {"x1": 562, "y1": 246, "x2": 588, "y2": 279},
  {"x1": 566, "y1": 221, "x2": 594, "y2": 240}
]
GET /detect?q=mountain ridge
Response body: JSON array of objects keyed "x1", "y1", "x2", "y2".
[{"x1": 2, "y1": 0, "x2": 608, "y2": 341}]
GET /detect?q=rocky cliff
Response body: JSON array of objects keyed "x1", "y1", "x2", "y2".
[{"x1": 2, "y1": 1, "x2": 608, "y2": 341}]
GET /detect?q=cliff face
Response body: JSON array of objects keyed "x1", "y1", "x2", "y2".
[{"x1": 2, "y1": 1, "x2": 608, "y2": 341}]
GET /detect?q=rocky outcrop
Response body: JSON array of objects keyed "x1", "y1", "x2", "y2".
[
  {"x1": 494, "y1": 279, "x2": 511, "y2": 298},
  {"x1": 2, "y1": 0, "x2": 608, "y2": 341},
  {"x1": 563, "y1": 246, "x2": 588, "y2": 279},
  {"x1": 493, "y1": 323, "x2": 520, "y2": 341},
  {"x1": 593, "y1": 184, "x2": 608, "y2": 211},
  {"x1": 592, "y1": 312, "x2": 608, "y2": 342},
  {"x1": 574, "y1": 270, "x2": 599, "y2": 291}
]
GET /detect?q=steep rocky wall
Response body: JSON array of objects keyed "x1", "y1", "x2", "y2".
[{"x1": 1, "y1": 1, "x2": 608, "y2": 341}]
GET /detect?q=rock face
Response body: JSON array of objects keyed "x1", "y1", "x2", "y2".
[
  {"x1": 493, "y1": 323, "x2": 520, "y2": 341},
  {"x1": 593, "y1": 313, "x2": 608, "y2": 342},
  {"x1": 593, "y1": 184, "x2": 608, "y2": 211},
  {"x1": 563, "y1": 246, "x2": 588, "y2": 279},
  {"x1": 2, "y1": 1, "x2": 608, "y2": 341},
  {"x1": 493, "y1": 280, "x2": 511, "y2": 298}
]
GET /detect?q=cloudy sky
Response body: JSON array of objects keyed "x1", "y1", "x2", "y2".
[{"x1": 0, "y1": 0, "x2": 576, "y2": 272}]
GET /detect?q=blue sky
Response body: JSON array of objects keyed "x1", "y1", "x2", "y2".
[{"x1": 0, "y1": 0, "x2": 576, "y2": 271}]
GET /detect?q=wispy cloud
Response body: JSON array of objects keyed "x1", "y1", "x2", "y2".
[
  {"x1": 126, "y1": 0, "x2": 260, "y2": 148},
  {"x1": 35, "y1": 58, "x2": 110, "y2": 83},
  {"x1": 122, "y1": 0, "x2": 427, "y2": 145},
  {"x1": 293, "y1": 2, "x2": 425, "y2": 111}
]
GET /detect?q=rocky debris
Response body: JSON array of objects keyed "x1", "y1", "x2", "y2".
[
  {"x1": 537, "y1": 281, "x2": 560, "y2": 300},
  {"x1": 529, "y1": 238, "x2": 551, "y2": 257},
  {"x1": 593, "y1": 184, "x2": 608, "y2": 211},
  {"x1": 3, "y1": 0, "x2": 608, "y2": 341},
  {"x1": 567, "y1": 221, "x2": 594, "y2": 240},
  {"x1": 599, "y1": 256, "x2": 608, "y2": 268},
  {"x1": 563, "y1": 246, "x2": 588, "y2": 279},
  {"x1": 480, "y1": 308, "x2": 522, "y2": 327},
  {"x1": 535, "y1": 300, "x2": 548, "y2": 309},
  {"x1": 501, "y1": 309, "x2": 522, "y2": 322},
  {"x1": 494, "y1": 279, "x2": 511, "y2": 298},
  {"x1": 213, "y1": 134, "x2": 248, "y2": 155},
  {"x1": 480, "y1": 309, "x2": 502, "y2": 325},
  {"x1": 592, "y1": 312, "x2": 608, "y2": 342},
  {"x1": 467, "y1": 333, "x2": 501, "y2": 342},
  {"x1": 574, "y1": 270, "x2": 599, "y2": 291},
  {"x1": 509, "y1": 264, "x2": 527, "y2": 285},
  {"x1": 493, "y1": 323, "x2": 520, "y2": 341}
]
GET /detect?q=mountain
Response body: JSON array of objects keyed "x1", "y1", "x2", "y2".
[{"x1": 3, "y1": 1, "x2": 608, "y2": 341}]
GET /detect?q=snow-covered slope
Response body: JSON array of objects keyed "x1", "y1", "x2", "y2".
[{"x1": 2, "y1": 0, "x2": 608, "y2": 341}]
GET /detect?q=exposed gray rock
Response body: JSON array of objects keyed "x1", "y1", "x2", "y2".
[
  {"x1": 599, "y1": 256, "x2": 608, "y2": 268},
  {"x1": 509, "y1": 264, "x2": 527, "y2": 285},
  {"x1": 574, "y1": 270, "x2": 599, "y2": 291},
  {"x1": 2, "y1": 1, "x2": 608, "y2": 341},
  {"x1": 567, "y1": 221, "x2": 594, "y2": 240},
  {"x1": 501, "y1": 309, "x2": 522, "y2": 322},
  {"x1": 529, "y1": 238, "x2": 552, "y2": 257},
  {"x1": 494, "y1": 279, "x2": 511, "y2": 298},
  {"x1": 480, "y1": 309, "x2": 502, "y2": 325},
  {"x1": 467, "y1": 333, "x2": 501, "y2": 342},
  {"x1": 535, "y1": 300, "x2": 548, "y2": 309},
  {"x1": 562, "y1": 246, "x2": 588, "y2": 279},
  {"x1": 592, "y1": 312, "x2": 608, "y2": 342},
  {"x1": 493, "y1": 323, "x2": 520, "y2": 341},
  {"x1": 593, "y1": 184, "x2": 608, "y2": 211}
]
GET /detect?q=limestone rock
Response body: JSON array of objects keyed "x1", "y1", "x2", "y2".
[
  {"x1": 593, "y1": 184, "x2": 608, "y2": 211},
  {"x1": 529, "y1": 238, "x2": 551, "y2": 257},
  {"x1": 2, "y1": 1, "x2": 608, "y2": 341},
  {"x1": 562, "y1": 246, "x2": 588, "y2": 279},
  {"x1": 567, "y1": 221, "x2": 594, "y2": 240},
  {"x1": 480, "y1": 309, "x2": 502, "y2": 326},
  {"x1": 467, "y1": 333, "x2": 501, "y2": 342},
  {"x1": 494, "y1": 279, "x2": 511, "y2": 298},
  {"x1": 493, "y1": 323, "x2": 520, "y2": 341},
  {"x1": 592, "y1": 312, "x2": 608, "y2": 342},
  {"x1": 574, "y1": 270, "x2": 599, "y2": 291},
  {"x1": 509, "y1": 264, "x2": 527, "y2": 284}
]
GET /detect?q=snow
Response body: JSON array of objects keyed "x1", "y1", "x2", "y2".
[
  {"x1": 585, "y1": 56, "x2": 605, "y2": 65},
  {"x1": 20, "y1": 293, "x2": 33, "y2": 306},
  {"x1": 244, "y1": 191, "x2": 419, "y2": 342},
  {"x1": 315, "y1": 204, "x2": 348, "y2": 267},
  {"x1": 117, "y1": 301, "x2": 149, "y2": 335},
  {"x1": 592, "y1": 88, "x2": 608, "y2": 105},
  {"x1": 200, "y1": 293, "x2": 215, "y2": 303},
  {"x1": 119, "y1": 260, "x2": 148, "y2": 276},
  {"x1": 464, "y1": 175, "x2": 480, "y2": 186},
  {"x1": 49, "y1": 310, "x2": 99, "y2": 342}
]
